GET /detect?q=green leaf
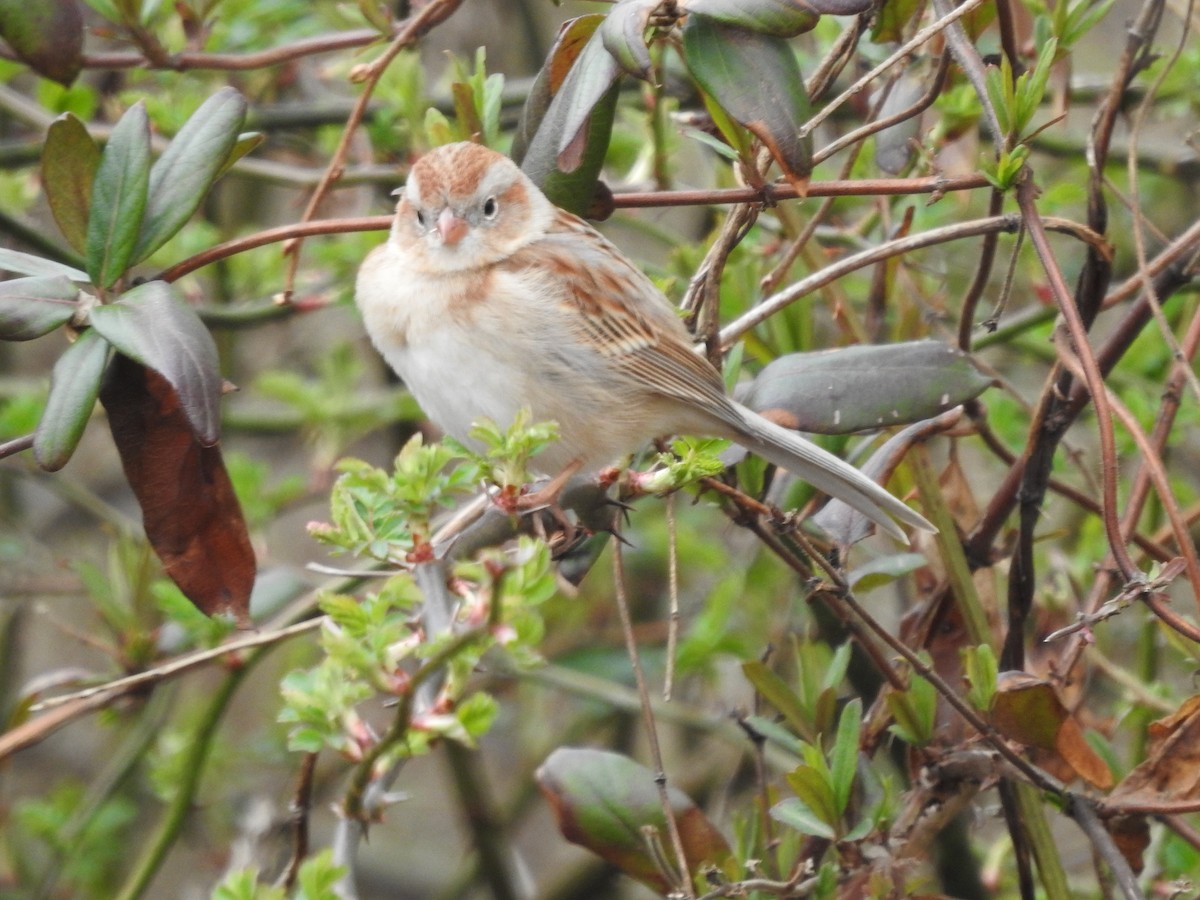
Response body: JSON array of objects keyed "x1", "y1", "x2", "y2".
[
  {"x1": 683, "y1": 0, "x2": 853, "y2": 37},
  {"x1": 42, "y1": 112, "x2": 100, "y2": 252},
  {"x1": 829, "y1": 698, "x2": 861, "y2": 817},
  {"x1": 88, "y1": 280, "x2": 222, "y2": 444},
  {"x1": 132, "y1": 88, "x2": 247, "y2": 264},
  {"x1": 214, "y1": 131, "x2": 265, "y2": 180},
  {"x1": 742, "y1": 714, "x2": 806, "y2": 758},
  {"x1": 85, "y1": 101, "x2": 150, "y2": 289},
  {"x1": 33, "y1": 328, "x2": 110, "y2": 470},
  {"x1": 742, "y1": 659, "x2": 814, "y2": 739},
  {"x1": 0, "y1": 0, "x2": 84, "y2": 85},
  {"x1": 739, "y1": 341, "x2": 993, "y2": 434},
  {"x1": 599, "y1": 0, "x2": 655, "y2": 79},
  {"x1": 963, "y1": 643, "x2": 999, "y2": 711},
  {"x1": 847, "y1": 552, "x2": 927, "y2": 592},
  {"x1": 682, "y1": 14, "x2": 813, "y2": 184},
  {"x1": 0, "y1": 276, "x2": 79, "y2": 340},
  {"x1": 0, "y1": 248, "x2": 89, "y2": 281},
  {"x1": 786, "y1": 763, "x2": 838, "y2": 829},
  {"x1": 770, "y1": 797, "x2": 837, "y2": 839},
  {"x1": 515, "y1": 15, "x2": 621, "y2": 214},
  {"x1": 536, "y1": 747, "x2": 733, "y2": 893},
  {"x1": 886, "y1": 672, "x2": 937, "y2": 746}
]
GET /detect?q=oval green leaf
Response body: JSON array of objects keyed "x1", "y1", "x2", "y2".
[
  {"x1": 88, "y1": 281, "x2": 222, "y2": 445},
  {"x1": 33, "y1": 328, "x2": 111, "y2": 470},
  {"x1": 131, "y1": 88, "x2": 248, "y2": 264},
  {"x1": 536, "y1": 747, "x2": 732, "y2": 892},
  {"x1": 85, "y1": 102, "x2": 151, "y2": 289},
  {"x1": 682, "y1": 14, "x2": 813, "y2": 184},
  {"x1": 42, "y1": 112, "x2": 100, "y2": 253},
  {"x1": 739, "y1": 341, "x2": 993, "y2": 435},
  {"x1": 0, "y1": 0, "x2": 84, "y2": 85},
  {"x1": 0, "y1": 276, "x2": 79, "y2": 340}
]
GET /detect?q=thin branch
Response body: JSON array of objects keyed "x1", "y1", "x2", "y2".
[
  {"x1": 281, "y1": 0, "x2": 465, "y2": 297},
  {"x1": 720, "y1": 215, "x2": 1021, "y2": 348},
  {"x1": 611, "y1": 512, "x2": 693, "y2": 898},
  {"x1": 1016, "y1": 175, "x2": 1136, "y2": 582},
  {"x1": 799, "y1": 0, "x2": 991, "y2": 140}
]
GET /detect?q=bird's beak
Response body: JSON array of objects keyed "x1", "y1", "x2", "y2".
[{"x1": 436, "y1": 208, "x2": 469, "y2": 246}]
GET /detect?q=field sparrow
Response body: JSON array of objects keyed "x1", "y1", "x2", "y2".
[{"x1": 356, "y1": 142, "x2": 933, "y2": 541}]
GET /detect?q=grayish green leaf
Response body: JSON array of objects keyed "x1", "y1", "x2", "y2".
[
  {"x1": 88, "y1": 280, "x2": 222, "y2": 444},
  {"x1": 0, "y1": 276, "x2": 80, "y2": 340},
  {"x1": 85, "y1": 102, "x2": 151, "y2": 289},
  {"x1": 33, "y1": 328, "x2": 111, "y2": 470}
]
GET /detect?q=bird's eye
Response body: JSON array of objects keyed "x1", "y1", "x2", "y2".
[
  {"x1": 482, "y1": 197, "x2": 498, "y2": 219},
  {"x1": 415, "y1": 209, "x2": 426, "y2": 228}
]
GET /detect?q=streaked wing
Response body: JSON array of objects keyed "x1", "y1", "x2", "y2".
[{"x1": 531, "y1": 210, "x2": 735, "y2": 417}]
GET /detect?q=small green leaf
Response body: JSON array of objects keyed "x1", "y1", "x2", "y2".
[
  {"x1": 0, "y1": 248, "x2": 89, "y2": 281},
  {"x1": 682, "y1": 14, "x2": 813, "y2": 184},
  {"x1": 33, "y1": 328, "x2": 111, "y2": 470},
  {"x1": 214, "y1": 132, "x2": 265, "y2": 180},
  {"x1": 830, "y1": 698, "x2": 862, "y2": 817},
  {"x1": 85, "y1": 101, "x2": 151, "y2": 289},
  {"x1": 132, "y1": 88, "x2": 248, "y2": 264},
  {"x1": 886, "y1": 672, "x2": 937, "y2": 746},
  {"x1": 88, "y1": 281, "x2": 222, "y2": 444},
  {"x1": 785, "y1": 763, "x2": 839, "y2": 828},
  {"x1": 847, "y1": 552, "x2": 927, "y2": 592},
  {"x1": 42, "y1": 112, "x2": 100, "y2": 252},
  {"x1": 963, "y1": 643, "x2": 999, "y2": 711},
  {"x1": 770, "y1": 797, "x2": 837, "y2": 839},
  {"x1": 0, "y1": 276, "x2": 79, "y2": 340},
  {"x1": 743, "y1": 659, "x2": 814, "y2": 739},
  {"x1": 0, "y1": 0, "x2": 84, "y2": 85}
]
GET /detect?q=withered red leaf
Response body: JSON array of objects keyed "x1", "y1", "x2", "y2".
[{"x1": 100, "y1": 354, "x2": 254, "y2": 621}]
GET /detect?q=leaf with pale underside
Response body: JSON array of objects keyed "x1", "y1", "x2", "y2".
[
  {"x1": 0, "y1": 248, "x2": 88, "y2": 281},
  {"x1": 0, "y1": 276, "x2": 79, "y2": 341},
  {"x1": 88, "y1": 281, "x2": 222, "y2": 445},
  {"x1": 682, "y1": 14, "x2": 813, "y2": 186},
  {"x1": 599, "y1": 0, "x2": 655, "y2": 79},
  {"x1": 515, "y1": 15, "x2": 621, "y2": 215},
  {"x1": 33, "y1": 329, "x2": 111, "y2": 471}
]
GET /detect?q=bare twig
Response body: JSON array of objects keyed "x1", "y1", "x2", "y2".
[
  {"x1": 281, "y1": 0, "x2": 465, "y2": 298},
  {"x1": 611, "y1": 511, "x2": 694, "y2": 898}
]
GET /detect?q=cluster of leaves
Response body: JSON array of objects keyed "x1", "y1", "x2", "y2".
[
  {"x1": 0, "y1": 88, "x2": 261, "y2": 618},
  {"x1": 511, "y1": 0, "x2": 871, "y2": 214}
]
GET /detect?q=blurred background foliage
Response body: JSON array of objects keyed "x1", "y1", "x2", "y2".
[{"x1": 1, "y1": 0, "x2": 1199, "y2": 898}]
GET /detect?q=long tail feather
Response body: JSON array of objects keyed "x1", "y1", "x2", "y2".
[{"x1": 726, "y1": 400, "x2": 936, "y2": 541}]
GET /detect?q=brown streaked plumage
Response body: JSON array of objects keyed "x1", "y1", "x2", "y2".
[{"x1": 356, "y1": 142, "x2": 934, "y2": 540}]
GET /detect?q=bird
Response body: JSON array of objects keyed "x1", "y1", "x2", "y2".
[{"x1": 356, "y1": 141, "x2": 934, "y2": 541}]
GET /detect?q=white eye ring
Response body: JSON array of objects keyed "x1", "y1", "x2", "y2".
[{"x1": 482, "y1": 196, "x2": 498, "y2": 219}]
